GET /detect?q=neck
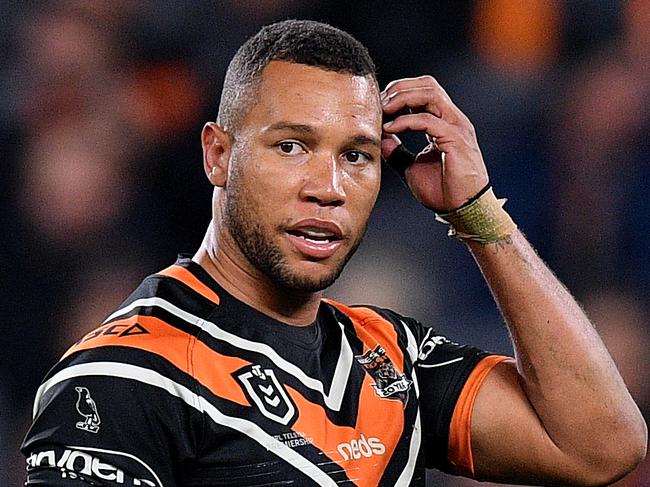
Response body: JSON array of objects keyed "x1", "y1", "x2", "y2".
[{"x1": 193, "y1": 220, "x2": 322, "y2": 326}]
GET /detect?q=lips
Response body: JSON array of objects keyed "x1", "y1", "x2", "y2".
[{"x1": 286, "y1": 219, "x2": 344, "y2": 260}]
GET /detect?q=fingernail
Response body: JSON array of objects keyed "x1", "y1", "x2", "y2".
[{"x1": 383, "y1": 121, "x2": 393, "y2": 129}]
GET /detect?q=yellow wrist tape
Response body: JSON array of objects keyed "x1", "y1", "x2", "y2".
[{"x1": 435, "y1": 187, "x2": 517, "y2": 244}]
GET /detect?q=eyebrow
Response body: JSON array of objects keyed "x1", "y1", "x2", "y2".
[
  {"x1": 264, "y1": 122, "x2": 316, "y2": 136},
  {"x1": 348, "y1": 134, "x2": 381, "y2": 149},
  {"x1": 264, "y1": 122, "x2": 380, "y2": 149}
]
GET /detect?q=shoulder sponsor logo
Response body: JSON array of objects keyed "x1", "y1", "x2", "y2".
[
  {"x1": 418, "y1": 328, "x2": 452, "y2": 361},
  {"x1": 75, "y1": 386, "x2": 101, "y2": 433},
  {"x1": 337, "y1": 434, "x2": 386, "y2": 461},
  {"x1": 75, "y1": 323, "x2": 149, "y2": 345},
  {"x1": 355, "y1": 345, "x2": 412, "y2": 404},
  {"x1": 26, "y1": 447, "x2": 159, "y2": 486},
  {"x1": 236, "y1": 364, "x2": 297, "y2": 426}
]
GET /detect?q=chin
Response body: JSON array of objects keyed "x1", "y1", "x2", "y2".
[{"x1": 276, "y1": 261, "x2": 344, "y2": 293}]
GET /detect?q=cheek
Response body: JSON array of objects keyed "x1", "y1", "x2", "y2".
[
  {"x1": 349, "y1": 168, "x2": 381, "y2": 208},
  {"x1": 235, "y1": 170, "x2": 292, "y2": 226},
  {"x1": 233, "y1": 145, "x2": 294, "y2": 198},
  {"x1": 229, "y1": 148, "x2": 272, "y2": 204}
]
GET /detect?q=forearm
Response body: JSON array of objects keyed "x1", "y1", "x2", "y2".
[{"x1": 467, "y1": 230, "x2": 647, "y2": 465}]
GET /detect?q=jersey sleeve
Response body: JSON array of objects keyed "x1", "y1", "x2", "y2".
[
  {"x1": 21, "y1": 344, "x2": 204, "y2": 486},
  {"x1": 397, "y1": 313, "x2": 511, "y2": 477}
]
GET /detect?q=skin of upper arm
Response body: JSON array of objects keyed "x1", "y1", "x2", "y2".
[{"x1": 470, "y1": 361, "x2": 602, "y2": 486}]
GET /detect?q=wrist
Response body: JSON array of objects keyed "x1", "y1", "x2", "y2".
[{"x1": 435, "y1": 186, "x2": 517, "y2": 244}]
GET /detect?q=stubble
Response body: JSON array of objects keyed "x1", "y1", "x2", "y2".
[{"x1": 223, "y1": 159, "x2": 365, "y2": 293}]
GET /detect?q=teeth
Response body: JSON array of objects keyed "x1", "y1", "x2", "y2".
[
  {"x1": 300, "y1": 227, "x2": 334, "y2": 238},
  {"x1": 299, "y1": 235, "x2": 331, "y2": 243}
]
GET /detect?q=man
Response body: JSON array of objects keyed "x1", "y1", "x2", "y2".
[{"x1": 22, "y1": 20, "x2": 646, "y2": 486}]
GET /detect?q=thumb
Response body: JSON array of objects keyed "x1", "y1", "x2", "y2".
[
  {"x1": 383, "y1": 142, "x2": 416, "y2": 179},
  {"x1": 381, "y1": 133, "x2": 402, "y2": 159}
]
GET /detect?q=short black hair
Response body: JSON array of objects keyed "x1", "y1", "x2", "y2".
[{"x1": 217, "y1": 19, "x2": 377, "y2": 131}]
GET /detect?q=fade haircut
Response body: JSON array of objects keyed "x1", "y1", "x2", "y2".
[{"x1": 217, "y1": 19, "x2": 377, "y2": 132}]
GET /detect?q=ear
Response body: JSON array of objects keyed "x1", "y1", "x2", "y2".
[{"x1": 201, "y1": 122, "x2": 231, "y2": 187}]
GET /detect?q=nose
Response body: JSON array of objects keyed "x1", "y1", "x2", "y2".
[{"x1": 299, "y1": 152, "x2": 346, "y2": 207}]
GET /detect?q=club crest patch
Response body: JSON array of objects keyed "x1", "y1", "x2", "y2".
[{"x1": 355, "y1": 345, "x2": 412, "y2": 404}]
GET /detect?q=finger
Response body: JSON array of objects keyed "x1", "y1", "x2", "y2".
[
  {"x1": 382, "y1": 75, "x2": 453, "y2": 105},
  {"x1": 382, "y1": 76, "x2": 429, "y2": 93},
  {"x1": 382, "y1": 106, "x2": 413, "y2": 125},
  {"x1": 383, "y1": 76, "x2": 472, "y2": 128},
  {"x1": 382, "y1": 86, "x2": 457, "y2": 120},
  {"x1": 383, "y1": 112, "x2": 457, "y2": 148}
]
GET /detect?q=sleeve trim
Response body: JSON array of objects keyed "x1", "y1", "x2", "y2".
[{"x1": 448, "y1": 354, "x2": 513, "y2": 477}]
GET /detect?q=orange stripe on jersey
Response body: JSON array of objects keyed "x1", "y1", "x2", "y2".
[
  {"x1": 157, "y1": 264, "x2": 220, "y2": 305},
  {"x1": 448, "y1": 354, "x2": 512, "y2": 477},
  {"x1": 63, "y1": 315, "x2": 250, "y2": 407},
  {"x1": 294, "y1": 300, "x2": 407, "y2": 485},
  {"x1": 323, "y1": 301, "x2": 406, "y2": 373},
  {"x1": 287, "y1": 374, "x2": 404, "y2": 487}
]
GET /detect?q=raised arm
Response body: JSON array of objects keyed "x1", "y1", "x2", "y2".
[
  {"x1": 381, "y1": 76, "x2": 647, "y2": 486},
  {"x1": 466, "y1": 231, "x2": 646, "y2": 485}
]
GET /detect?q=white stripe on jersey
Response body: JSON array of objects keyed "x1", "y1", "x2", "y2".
[
  {"x1": 402, "y1": 321, "x2": 421, "y2": 400},
  {"x1": 418, "y1": 357, "x2": 464, "y2": 368},
  {"x1": 395, "y1": 409, "x2": 421, "y2": 486},
  {"x1": 34, "y1": 361, "x2": 339, "y2": 487},
  {"x1": 397, "y1": 321, "x2": 421, "y2": 486},
  {"x1": 102, "y1": 297, "x2": 353, "y2": 412},
  {"x1": 402, "y1": 321, "x2": 420, "y2": 366}
]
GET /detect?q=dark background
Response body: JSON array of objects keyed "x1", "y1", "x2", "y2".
[{"x1": 1, "y1": 1, "x2": 649, "y2": 485}]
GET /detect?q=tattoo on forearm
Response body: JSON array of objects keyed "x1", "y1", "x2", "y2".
[{"x1": 491, "y1": 236, "x2": 513, "y2": 254}]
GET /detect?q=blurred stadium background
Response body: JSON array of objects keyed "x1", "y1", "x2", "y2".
[{"x1": 1, "y1": 1, "x2": 648, "y2": 485}]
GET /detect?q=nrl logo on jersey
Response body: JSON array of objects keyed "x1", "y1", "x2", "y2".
[
  {"x1": 236, "y1": 364, "x2": 297, "y2": 426},
  {"x1": 355, "y1": 345, "x2": 412, "y2": 404}
]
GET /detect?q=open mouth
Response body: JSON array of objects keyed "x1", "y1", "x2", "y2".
[
  {"x1": 285, "y1": 221, "x2": 344, "y2": 259},
  {"x1": 286, "y1": 227, "x2": 341, "y2": 244}
]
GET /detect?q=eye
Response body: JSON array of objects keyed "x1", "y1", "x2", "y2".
[
  {"x1": 343, "y1": 150, "x2": 371, "y2": 165},
  {"x1": 276, "y1": 141, "x2": 304, "y2": 156}
]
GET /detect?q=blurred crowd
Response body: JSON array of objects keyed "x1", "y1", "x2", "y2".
[{"x1": 1, "y1": 1, "x2": 648, "y2": 485}]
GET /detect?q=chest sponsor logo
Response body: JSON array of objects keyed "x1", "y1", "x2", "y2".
[
  {"x1": 355, "y1": 345, "x2": 412, "y2": 404},
  {"x1": 27, "y1": 447, "x2": 159, "y2": 486},
  {"x1": 237, "y1": 364, "x2": 296, "y2": 426},
  {"x1": 75, "y1": 386, "x2": 101, "y2": 433},
  {"x1": 337, "y1": 434, "x2": 386, "y2": 461}
]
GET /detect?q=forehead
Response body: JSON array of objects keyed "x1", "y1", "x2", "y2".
[{"x1": 243, "y1": 61, "x2": 381, "y2": 133}]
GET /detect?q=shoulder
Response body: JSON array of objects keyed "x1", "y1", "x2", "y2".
[
  {"x1": 64, "y1": 259, "x2": 222, "y2": 362},
  {"x1": 322, "y1": 299, "x2": 425, "y2": 364},
  {"x1": 117, "y1": 259, "x2": 221, "y2": 313},
  {"x1": 322, "y1": 299, "x2": 411, "y2": 327},
  {"x1": 23, "y1": 260, "x2": 229, "y2": 484},
  {"x1": 34, "y1": 260, "x2": 224, "y2": 416},
  {"x1": 322, "y1": 299, "x2": 427, "y2": 338}
]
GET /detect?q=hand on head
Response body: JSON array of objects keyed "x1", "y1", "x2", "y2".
[{"x1": 380, "y1": 76, "x2": 489, "y2": 213}]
